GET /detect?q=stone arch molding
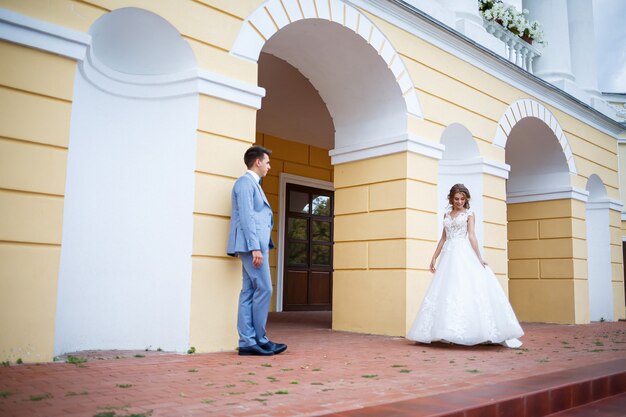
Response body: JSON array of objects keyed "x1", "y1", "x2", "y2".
[
  {"x1": 494, "y1": 99, "x2": 577, "y2": 175},
  {"x1": 231, "y1": 0, "x2": 422, "y2": 119}
]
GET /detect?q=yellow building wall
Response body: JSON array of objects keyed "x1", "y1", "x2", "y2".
[
  {"x1": 0, "y1": 40, "x2": 77, "y2": 362},
  {"x1": 333, "y1": 152, "x2": 439, "y2": 336},
  {"x1": 2, "y1": 0, "x2": 624, "y2": 357},
  {"x1": 507, "y1": 199, "x2": 588, "y2": 323}
]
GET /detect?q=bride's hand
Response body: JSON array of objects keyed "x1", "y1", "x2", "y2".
[
  {"x1": 429, "y1": 260, "x2": 436, "y2": 273},
  {"x1": 480, "y1": 259, "x2": 488, "y2": 268}
]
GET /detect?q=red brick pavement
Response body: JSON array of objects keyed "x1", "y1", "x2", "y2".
[{"x1": 0, "y1": 312, "x2": 625, "y2": 417}]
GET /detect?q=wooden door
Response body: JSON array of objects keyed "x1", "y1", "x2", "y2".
[{"x1": 283, "y1": 184, "x2": 333, "y2": 311}]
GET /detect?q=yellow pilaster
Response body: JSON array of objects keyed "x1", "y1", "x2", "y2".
[{"x1": 333, "y1": 152, "x2": 439, "y2": 336}]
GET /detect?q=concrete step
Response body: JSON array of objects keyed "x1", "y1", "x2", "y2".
[{"x1": 321, "y1": 358, "x2": 626, "y2": 417}]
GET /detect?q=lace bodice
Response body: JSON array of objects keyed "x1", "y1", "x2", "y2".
[{"x1": 443, "y1": 209, "x2": 473, "y2": 240}]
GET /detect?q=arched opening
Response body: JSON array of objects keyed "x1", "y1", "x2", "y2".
[
  {"x1": 586, "y1": 174, "x2": 613, "y2": 321},
  {"x1": 55, "y1": 8, "x2": 198, "y2": 354},
  {"x1": 251, "y1": 14, "x2": 411, "y2": 317},
  {"x1": 504, "y1": 115, "x2": 580, "y2": 323}
]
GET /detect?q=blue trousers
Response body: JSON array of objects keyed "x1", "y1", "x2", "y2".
[{"x1": 237, "y1": 250, "x2": 272, "y2": 347}]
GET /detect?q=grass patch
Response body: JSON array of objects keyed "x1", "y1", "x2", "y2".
[
  {"x1": 253, "y1": 398, "x2": 267, "y2": 403},
  {"x1": 224, "y1": 384, "x2": 236, "y2": 388},
  {"x1": 275, "y1": 390, "x2": 289, "y2": 395},
  {"x1": 133, "y1": 354, "x2": 145, "y2": 358},
  {"x1": 226, "y1": 392, "x2": 245, "y2": 396},
  {"x1": 465, "y1": 369, "x2": 480, "y2": 373},
  {"x1": 187, "y1": 347, "x2": 196, "y2": 354},
  {"x1": 266, "y1": 376, "x2": 278, "y2": 382},
  {"x1": 188, "y1": 368, "x2": 198, "y2": 373},
  {"x1": 66, "y1": 391, "x2": 88, "y2": 396},
  {"x1": 290, "y1": 380, "x2": 299, "y2": 384},
  {"x1": 594, "y1": 341, "x2": 605, "y2": 346},
  {"x1": 29, "y1": 393, "x2": 53, "y2": 401},
  {"x1": 201, "y1": 399, "x2": 215, "y2": 404},
  {"x1": 280, "y1": 368, "x2": 293, "y2": 372},
  {"x1": 240, "y1": 379, "x2": 258, "y2": 385},
  {"x1": 116, "y1": 384, "x2": 133, "y2": 389},
  {"x1": 312, "y1": 368, "x2": 321, "y2": 371},
  {"x1": 93, "y1": 413, "x2": 116, "y2": 417},
  {"x1": 537, "y1": 358, "x2": 550, "y2": 363},
  {"x1": 391, "y1": 364, "x2": 407, "y2": 368},
  {"x1": 0, "y1": 391, "x2": 12, "y2": 398},
  {"x1": 260, "y1": 363, "x2": 272, "y2": 368},
  {"x1": 311, "y1": 382, "x2": 323, "y2": 385},
  {"x1": 16, "y1": 358, "x2": 23, "y2": 364},
  {"x1": 361, "y1": 374, "x2": 378, "y2": 379},
  {"x1": 259, "y1": 391, "x2": 274, "y2": 397},
  {"x1": 247, "y1": 372, "x2": 256, "y2": 375},
  {"x1": 322, "y1": 388, "x2": 334, "y2": 392},
  {"x1": 399, "y1": 369, "x2": 412, "y2": 373},
  {"x1": 588, "y1": 349, "x2": 604, "y2": 353},
  {"x1": 66, "y1": 355, "x2": 88, "y2": 366}
]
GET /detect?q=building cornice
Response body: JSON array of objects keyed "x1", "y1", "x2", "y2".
[
  {"x1": 351, "y1": 0, "x2": 624, "y2": 138},
  {"x1": 0, "y1": 8, "x2": 90, "y2": 60}
]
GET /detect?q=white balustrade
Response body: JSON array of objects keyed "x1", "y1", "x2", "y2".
[{"x1": 482, "y1": 19, "x2": 541, "y2": 74}]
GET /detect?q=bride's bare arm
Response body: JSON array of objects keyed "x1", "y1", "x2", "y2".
[
  {"x1": 467, "y1": 213, "x2": 486, "y2": 266},
  {"x1": 430, "y1": 228, "x2": 447, "y2": 272}
]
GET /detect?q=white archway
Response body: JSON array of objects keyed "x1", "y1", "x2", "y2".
[
  {"x1": 586, "y1": 174, "x2": 613, "y2": 321},
  {"x1": 232, "y1": 0, "x2": 423, "y2": 158},
  {"x1": 56, "y1": 8, "x2": 198, "y2": 354},
  {"x1": 495, "y1": 99, "x2": 577, "y2": 177}
]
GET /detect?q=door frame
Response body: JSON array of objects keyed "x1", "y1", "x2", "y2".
[{"x1": 276, "y1": 173, "x2": 334, "y2": 312}]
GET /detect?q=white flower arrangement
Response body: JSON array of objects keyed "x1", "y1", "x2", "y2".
[{"x1": 479, "y1": 0, "x2": 545, "y2": 45}]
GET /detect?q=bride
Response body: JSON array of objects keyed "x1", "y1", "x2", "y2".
[{"x1": 407, "y1": 184, "x2": 523, "y2": 348}]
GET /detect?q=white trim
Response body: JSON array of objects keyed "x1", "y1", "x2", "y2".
[
  {"x1": 506, "y1": 186, "x2": 589, "y2": 204},
  {"x1": 276, "y1": 173, "x2": 334, "y2": 312},
  {"x1": 329, "y1": 133, "x2": 444, "y2": 164},
  {"x1": 80, "y1": 44, "x2": 265, "y2": 105},
  {"x1": 198, "y1": 69, "x2": 265, "y2": 109},
  {"x1": 353, "y1": 0, "x2": 624, "y2": 138},
  {"x1": 0, "y1": 8, "x2": 90, "y2": 60},
  {"x1": 439, "y1": 157, "x2": 510, "y2": 179},
  {"x1": 493, "y1": 99, "x2": 578, "y2": 175},
  {"x1": 587, "y1": 198, "x2": 623, "y2": 212}
]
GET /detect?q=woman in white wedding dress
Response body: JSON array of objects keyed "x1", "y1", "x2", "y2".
[{"x1": 407, "y1": 184, "x2": 523, "y2": 348}]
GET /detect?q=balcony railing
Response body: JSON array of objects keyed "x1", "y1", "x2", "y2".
[{"x1": 482, "y1": 19, "x2": 541, "y2": 74}]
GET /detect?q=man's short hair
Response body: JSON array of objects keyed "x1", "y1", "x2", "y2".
[{"x1": 244, "y1": 146, "x2": 272, "y2": 168}]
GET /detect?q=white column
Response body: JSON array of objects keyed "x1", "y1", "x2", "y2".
[
  {"x1": 567, "y1": 0, "x2": 600, "y2": 98},
  {"x1": 523, "y1": 0, "x2": 575, "y2": 84}
]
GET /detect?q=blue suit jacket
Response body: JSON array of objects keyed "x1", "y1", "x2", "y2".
[{"x1": 227, "y1": 173, "x2": 274, "y2": 256}]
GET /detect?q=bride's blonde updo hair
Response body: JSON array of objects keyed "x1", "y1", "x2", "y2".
[{"x1": 447, "y1": 183, "x2": 471, "y2": 209}]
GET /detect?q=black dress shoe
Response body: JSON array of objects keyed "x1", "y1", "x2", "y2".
[
  {"x1": 259, "y1": 341, "x2": 287, "y2": 354},
  {"x1": 238, "y1": 344, "x2": 274, "y2": 356}
]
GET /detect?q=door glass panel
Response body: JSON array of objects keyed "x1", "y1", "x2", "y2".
[
  {"x1": 311, "y1": 195, "x2": 330, "y2": 216},
  {"x1": 287, "y1": 242, "x2": 308, "y2": 265},
  {"x1": 312, "y1": 244, "x2": 330, "y2": 265},
  {"x1": 289, "y1": 191, "x2": 310, "y2": 213},
  {"x1": 287, "y1": 218, "x2": 308, "y2": 240},
  {"x1": 312, "y1": 220, "x2": 330, "y2": 242}
]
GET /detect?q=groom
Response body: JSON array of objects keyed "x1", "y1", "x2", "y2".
[{"x1": 227, "y1": 146, "x2": 287, "y2": 356}]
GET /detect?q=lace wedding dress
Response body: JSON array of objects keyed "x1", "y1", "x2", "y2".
[{"x1": 407, "y1": 209, "x2": 524, "y2": 348}]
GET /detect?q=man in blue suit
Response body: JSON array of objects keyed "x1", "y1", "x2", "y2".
[{"x1": 227, "y1": 146, "x2": 287, "y2": 356}]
